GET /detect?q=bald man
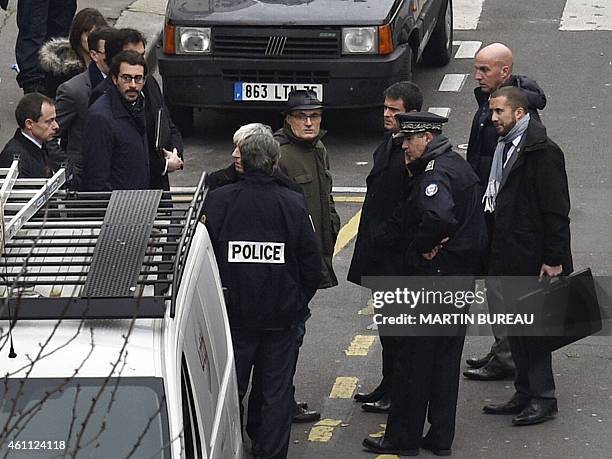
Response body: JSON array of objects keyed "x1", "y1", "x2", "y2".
[{"x1": 463, "y1": 43, "x2": 547, "y2": 381}]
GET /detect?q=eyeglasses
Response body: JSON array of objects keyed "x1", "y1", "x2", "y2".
[
  {"x1": 290, "y1": 112, "x2": 322, "y2": 122},
  {"x1": 119, "y1": 74, "x2": 146, "y2": 84}
]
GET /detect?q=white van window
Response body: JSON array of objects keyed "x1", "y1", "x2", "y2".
[{"x1": 0, "y1": 377, "x2": 171, "y2": 457}]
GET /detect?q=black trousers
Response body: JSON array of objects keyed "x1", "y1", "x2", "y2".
[
  {"x1": 386, "y1": 334, "x2": 465, "y2": 450},
  {"x1": 485, "y1": 279, "x2": 516, "y2": 370},
  {"x1": 493, "y1": 278, "x2": 555, "y2": 399},
  {"x1": 15, "y1": 0, "x2": 77, "y2": 87},
  {"x1": 508, "y1": 336, "x2": 555, "y2": 399},
  {"x1": 233, "y1": 328, "x2": 295, "y2": 459},
  {"x1": 379, "y1": 334, "x2": 394, "y2": 394}
]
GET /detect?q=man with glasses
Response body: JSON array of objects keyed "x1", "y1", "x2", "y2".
[
  {"x1": 82, "y1": 50, "x2": 172, "y2": 190},
  {"x1": 53, "y1": 26, "x2": 115, "y2": 189},
  {"x1": 274, "y1": 90, "x2": 341, "y2": 423},
  {"x1": 89, "y1": 28, "x2": 184, "y2": 191}
]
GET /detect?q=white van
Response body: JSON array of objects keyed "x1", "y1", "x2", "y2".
[{"x1": 0, "y1": 169, "x2": 243, "y2": 458}]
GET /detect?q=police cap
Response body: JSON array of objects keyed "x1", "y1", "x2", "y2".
[
  {"x1": 394, "y1": 111, "x2": 448, "y2": 137},
  {"x1": 283, "y1": 89, "x2": 324, "y2": 114}
]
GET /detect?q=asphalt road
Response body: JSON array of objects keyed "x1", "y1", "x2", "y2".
[{"x1": 0, "y1": 0, "x2": 610, "y2": 458}]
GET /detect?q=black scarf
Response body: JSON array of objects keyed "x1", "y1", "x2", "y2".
[{"x1": 121, "y1": 92, "x2": 146, "y2": 134}]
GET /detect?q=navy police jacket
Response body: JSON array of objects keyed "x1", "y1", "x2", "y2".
[
  {"x1": 204, "y1": 172, "x2": 322, "y2": 329},
  {"x1": 399, "y1": 135, "x2": 488, "y2": 275}
]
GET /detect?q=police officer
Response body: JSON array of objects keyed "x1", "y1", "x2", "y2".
[
  {"x1": 203, "y1": 132, "x2": 321, "y2": 459},
  {"x1": 362, "y1": 113, "x2": 487, "y2": 456}
]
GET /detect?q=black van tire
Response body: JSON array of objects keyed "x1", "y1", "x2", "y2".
[{"x1": 422, "y1": 0, "x2": 453, "y2": 67}]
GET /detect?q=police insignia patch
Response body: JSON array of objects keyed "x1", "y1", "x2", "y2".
[
  {"x1": 425, "y1": 184, "x2": 438, "y2": 197},
  {"x1": 425, "y1": 160, "x2": 435, "y2": 172}
]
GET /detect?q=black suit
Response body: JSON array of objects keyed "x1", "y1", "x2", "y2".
[{"x1": 0, "y1": 129, "x2": 53, "y2": 178}]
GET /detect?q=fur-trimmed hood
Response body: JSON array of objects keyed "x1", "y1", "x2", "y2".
[{"x1": 39, "y1": 38, "x2": 84, "y2": 76}]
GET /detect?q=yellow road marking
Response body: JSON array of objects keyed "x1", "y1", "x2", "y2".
[
  {"x1": 345, "y1": 335, "x2": 376, "y2": 356},
  {"x1": 334, "y1": 196, "x2": 366, "y2": 203},
  {"x1": 370, "y1": 424, "x2": 388, "y2": 439},
  {"x1": 333, "y1": 210, "x2": 361, "y2": 256},
  {"x1": 308, "y1": 419, "x2": 343, "y2": 442},
  {"x1": 329, "y1": 376, "x2": 358, "y2": 398},
  {"x1": 358, "y1": 299, "x2": 375, "y2": 315}
]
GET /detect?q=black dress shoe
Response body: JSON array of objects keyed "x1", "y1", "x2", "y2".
[
  {"x1": 466, "y1": 353, "x2": 493, "y2": 369},
  {"x1": 483, "y1": 393, "x2": 531, "y2": 415},
  {"x1": 512, "y1": 398, "x2": 558, "y2": 426},
  {"x1": 292, "y1": 402, "x2": 321, "y2": 423},
  {"x1": 421, "y1": 436, "x2": 451, "y2": 456},
  {"x1": 354, "y1": 386, "x2": 387, "y2": 403},
  {"x1": 362, "y1": 437, "x2": 419, "y2": 456},
  {"x1": 463, "y1": 364, "x2": 514, "y2": 381},
  {"x1": 361, "y1": 398, "x2": 391, "y2": 413}
]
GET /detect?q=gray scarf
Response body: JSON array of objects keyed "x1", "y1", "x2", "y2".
[{"x1": 483, "y1": 113, "x2": 530, "y2": 212}]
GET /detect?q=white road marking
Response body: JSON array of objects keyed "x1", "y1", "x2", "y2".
[
  {"x1": 560, "y1": 0, "x2": 612, "y2": 30},
  {"x1": 176, "y1": 185, "x2": 369, "y2": 194},
  {"x1": 332, "y1": 186, "x2": 366, "y2": 193},
  {"x1": 453, "y1": 0, "x2": 485, "y2": 30},
  {"x1": 454, "y1": 40, "x2": 482, "y2": 58},
  {"x1": 428, "y1": 107, "x2": 452, "y2": 118},
  {"x1": 438, "y1": 74, "x2": 469, "y2": 92}
]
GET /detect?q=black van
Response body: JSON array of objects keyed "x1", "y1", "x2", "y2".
[{"x1": 158, "y1": 0, "x2": 453, "y2": 134}]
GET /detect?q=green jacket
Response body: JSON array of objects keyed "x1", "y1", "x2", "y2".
[{"x1": 274, "y1": 125, "x2": 340, "y2": 288}]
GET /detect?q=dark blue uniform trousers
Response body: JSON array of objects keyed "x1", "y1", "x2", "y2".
[
  {"x1": 386, "y1": 334, "x2": 465, "y2": 450},
  {"x1": 233, "y1": 328, "x2": 295, "y2": 459},
  {"x1": 16, "y1": 0, "x2": 77, "y2": 88}
]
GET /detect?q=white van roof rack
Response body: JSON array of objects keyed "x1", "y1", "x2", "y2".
[
  {"x1": 1, "y1": 160, "x2": 65, "y2": 251},
  {"x1": 0, "y1": 166, "x2": 207, "y2": 321}
]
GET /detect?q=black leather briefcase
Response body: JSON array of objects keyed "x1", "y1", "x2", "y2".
[{"x1": 516, "y1": 268, "x2": 602, "y2": 352}]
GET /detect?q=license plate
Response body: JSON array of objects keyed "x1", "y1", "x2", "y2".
[{"x1": 233, "y1": 83, "x2": 323, "y2": 102}]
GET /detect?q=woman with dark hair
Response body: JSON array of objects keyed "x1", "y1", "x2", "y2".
[
  {"x1": 38, "y1": 8, "x2": 107, "y2": 98},
  {"x1": 68, "y1": 8, "x2": 108, "y2": 66}
]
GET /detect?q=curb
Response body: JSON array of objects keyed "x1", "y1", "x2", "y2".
[{"x1": 114, "y1": 0, "x2": 168, "y2": 70}]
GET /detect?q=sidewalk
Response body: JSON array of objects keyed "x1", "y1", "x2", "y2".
[{"x1": 0, "y1": 0, "x2": 167, "y2": 143}]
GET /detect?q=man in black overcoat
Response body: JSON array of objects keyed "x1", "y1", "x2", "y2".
[
  {"x1": 348, "y1": 81, "x2": 423, "y2": 413},
  {"x1": 481, "y1": 86, "x2": 572, "y2": 426}
]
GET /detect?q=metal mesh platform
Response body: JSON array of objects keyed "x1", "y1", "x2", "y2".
[
  {"x1": 0, "y1": 171, "x2": 207, "y2": 320},
  {"x1": 83, "y1": 190, "x2": 162, "y2": 297}
]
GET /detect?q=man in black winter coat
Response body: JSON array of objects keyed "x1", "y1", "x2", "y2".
[
  {"x1": 82, "y1": 51, "x2": 151, "y2": 190},
  {"x1": 464, "y1": 43, "x2": 547, "y2": 381},
  {"x1": 481, "y1": 87, "x2": 571, "y2": 426},
  {"x1": 348, "y1": 81, "x2": 423, "y2": 414},
  {"x1": 89, "y1": 28, "x2": 184, "y2": 190},
  {"x1": 363, "y1": 112, "x2": 487, "y2": 456},
  {"x1": 204, "y1": 133, "x2": 321, "y2": 459},
  {"x1": 0, "y1": 93, "x2": 58, "y2": 177}
]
